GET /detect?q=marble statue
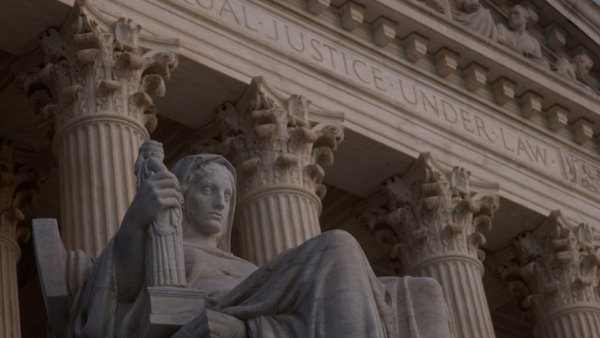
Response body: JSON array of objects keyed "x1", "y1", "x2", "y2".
[
  {"x1": 554, "y1": 53, "x2": 594, "y2": 89},
  {"x1": 497, "y1": 5, "x2": 549, "y2": 67},
  {"x1": 34, "y1": 142, "x2": 453, "y2": 338},
  {"x1": 451, "y1": 0, "x2": 498, "y2": 40},
  {"x1": 420, "y1": 0, "x2": 497, "y2": 40}
]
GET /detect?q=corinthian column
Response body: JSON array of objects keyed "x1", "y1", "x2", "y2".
[
  {"x1": 360, "y1": 152, "x2": 500, "y2": 338},
  {"x1": 0, "y1": 140, "x2": 48, "y2": 338},
  {"x1": 191, "y1": 77, "x2": 344, "y2": 265},
  {"x1": 16, "y1": 2, "x2": 178, "y2": 257},
  {"x1": 505, "y1": 211, "x2": 600, "y2": 338}
]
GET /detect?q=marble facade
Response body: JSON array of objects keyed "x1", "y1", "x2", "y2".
[{"x1": 2, "y1": 0, "x2": 600, "y2": 336}]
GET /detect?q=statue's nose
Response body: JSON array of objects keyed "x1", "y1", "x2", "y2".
[{"x1": 214, "y1": 195, "x2": 226, "y2": 210}]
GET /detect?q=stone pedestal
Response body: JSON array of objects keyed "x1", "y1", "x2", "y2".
[
  {"x1": 504, "y1": 211, "x2": 600, "y2": 338},
  {"x1": 361, "y1": 152, "x2": 500, "y2": 338},
  {"x1": 192, "y1": 77, "x2": 344, "y2": 265},
  {"x1": 17, "y1": 2, "x2": 178, "y2": 256}
]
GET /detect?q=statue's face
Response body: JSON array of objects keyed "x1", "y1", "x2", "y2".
[
  {"x1": 462, "y1": 0, "x2": 481, "y2": 14},
  {"x1": 186, "y1": 169, "x2": 233, "y2": 236},
  {"x1": 140, "y1": 143, "x2": 165, "y2": 161},
  {"x1": 575, "y1": 56, "x2": 592, "y2": 79},
  {"x1": 508, "y1": 6, "x2": 527, "y2": 29}
]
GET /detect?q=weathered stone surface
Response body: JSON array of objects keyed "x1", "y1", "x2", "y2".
[
  {"x1": 16, "y1": 1, "x2": 179, "y2": 257},
  {"x1": 33, "y1": 150, "x2": 453, "y2": 338},
  {"x1": 360, "y1": 152, "x2": 499, "y2": 338},
  {"x1": 189, "y1": 77, "x2": 344, "y2": 265},
  {"x1": 494, "y1": 211, "x2": 600, "y2": 338}
]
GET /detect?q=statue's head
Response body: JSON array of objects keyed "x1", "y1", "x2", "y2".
[
  {"x1": 574, "y1": 54, "x2": 593, "y2": 80},
  {"x1": 171, "y1": 154, "x2": 237, "y2": 251},
  {"x1": 508, "y1": 5, "x2": 528, "y2": 30},
  {"x1": 460, "y1": 0, "x2": 481, "y2": 14}
]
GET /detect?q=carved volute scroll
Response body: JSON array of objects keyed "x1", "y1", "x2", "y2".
[
  {"x1": 360, "y1": 152, "x2": 500, "y2": 274},
  {"x1": 190, "y1": 77, "x2": 344, "y2": 202},
  {"x1": 15, "y1": 0, "x2": 178, "y2": 140},
  {"x1": 498, "y1": 211, "x2": 600, "y2": 336}
]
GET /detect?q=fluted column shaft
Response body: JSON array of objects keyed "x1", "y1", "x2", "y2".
[
  {"x1": 55, "y1": 114, "x2": 147, "y2": 256},
  {"x1": 0, "y1": 236, "x2": 20, "y2": 338},
  {"x1": 409, "y1": 255, "x2": 495, "y2": 338},
  {"x1": 198, "y1": 77, "x2": 344, "y2": 265},
  {"x1": 17, "y1": 4, "x2": 178, "y2": 257},
  {"x1": 236, "y1": 186, "x2": 321, "y2": 265},
  {"x1": 0, "y1": 140, "x2": 48, "y2": 338}
]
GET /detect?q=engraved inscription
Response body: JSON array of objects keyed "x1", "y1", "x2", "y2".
[{"x1": 162, "y1": 0, "x2": 563, "y2": 178}]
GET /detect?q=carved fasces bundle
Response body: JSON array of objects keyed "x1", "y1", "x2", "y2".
[{"x1": 135, "y1": 141, "x2": 186, "y2": 287}]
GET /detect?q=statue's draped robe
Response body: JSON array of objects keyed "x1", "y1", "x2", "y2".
[
  {"x1": 497, "y1": 24, "x2": 549, "y2": 67},
  {"x1": 66, "y1": 231, "x2": 452, "y2": 338},
  {"x1": 451, "y1": 0, "x2": 498, "y2": 40}
]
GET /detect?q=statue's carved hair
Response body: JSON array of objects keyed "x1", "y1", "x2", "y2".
[{"x1": 180, "y1": 161, "x2": 235, "y2": 203}]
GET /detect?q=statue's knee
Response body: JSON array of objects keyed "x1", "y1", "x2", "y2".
[
  {"x1": 408, "y1": 277, "x2": 446, "y2": 304},
  {"x1": 320, "y1": 230, "x2": 359, "y2": 248}
]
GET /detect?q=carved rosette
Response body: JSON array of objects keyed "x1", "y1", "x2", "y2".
[
  {"x1": 191, "y1": 77, "x2": 344, "y2": 202},
  {"x1": 190, "y1": 77, "x2": 344, "y2": 264},
  {"x1": 360, "y1": 152, "x2": 499, "y2": 274},
  {"x1": 15, "y1": 2, "x2": 178, "y2": 140},
  {"x1": 501, "y1": 211, "x2": 600, "y2": 337}
]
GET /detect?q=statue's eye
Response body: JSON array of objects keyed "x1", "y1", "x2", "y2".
[
  {"x1": 202, "y1": 187, "x2": 213, "y2": 194},
  {"x1": 224, "y1": 193, "x2": 232, "y2": 202}
]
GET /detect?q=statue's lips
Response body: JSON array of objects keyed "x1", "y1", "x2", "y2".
[{"x1": 207, "y1": 212, "x2": 223, "y2": 220}]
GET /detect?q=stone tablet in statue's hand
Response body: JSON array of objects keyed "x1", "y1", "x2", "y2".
[{"x1": 125, "y1": 170, "x2": 183, "y2": 229}]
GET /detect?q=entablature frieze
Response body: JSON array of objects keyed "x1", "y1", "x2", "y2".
[{"x1": 88, "y1": 0, "x2": 600, "y2": 225}]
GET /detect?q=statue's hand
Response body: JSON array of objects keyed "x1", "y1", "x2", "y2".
[{"x1": 126, "y1": 170, "x2": 183, "y2": 229}]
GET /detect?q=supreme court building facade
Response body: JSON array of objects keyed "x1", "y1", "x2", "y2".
[{"x1": 2, "y1": 0, "x2": 600, "y2": 336}]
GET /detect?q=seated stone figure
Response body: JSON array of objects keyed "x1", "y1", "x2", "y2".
[
  {"x1": 34, "y1": 143, "x2": 452, "y2": 338},
  {"x1": 420, "y1": 0, "x2": 497, "y2": 40},
  {"x1": 497, "y1": 5, "x2": 549, "y2": 68},
  {"x1": 554, "y1": 53, "x2": 594, "y2": 90}
]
